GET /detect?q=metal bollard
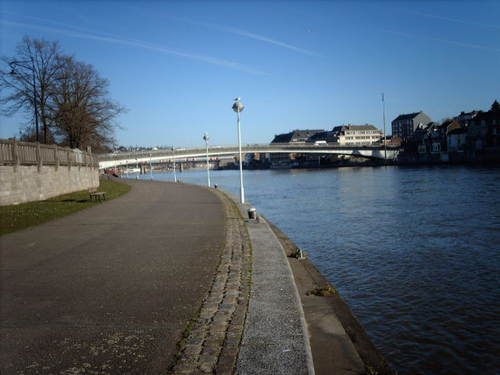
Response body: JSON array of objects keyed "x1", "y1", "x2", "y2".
[{"x1": 248, "y1": 207, "x2": 257, "y2": 220}]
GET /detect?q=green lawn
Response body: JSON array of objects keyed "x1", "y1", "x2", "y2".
[{"x1": 0, "y1": 178, "x2": 131, "y2": 236}]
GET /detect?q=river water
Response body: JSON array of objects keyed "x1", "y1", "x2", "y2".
[{"x1": 132, "y1": 166, "x2": 499, "y2": 374}]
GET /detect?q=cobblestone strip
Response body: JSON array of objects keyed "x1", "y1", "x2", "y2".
[{"x1": 171, "y1": 192, "x2": 251, "y2": 374}]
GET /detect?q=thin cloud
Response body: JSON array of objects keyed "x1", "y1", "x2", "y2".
[
  {"x1": 115, "y1": 4, "x2": 318, "y2": 57},
  {"x1": 382, "y1": 29, "x2": 500, "y2": 53},
  {"x1": 179, "y1": 17, "x2": 320, "y2": 57},
  {"x1": 406, "y1": 9, "x2": 500, "y2": 31},
  {"x1": 0, "y1": 18, "x2": 267, "y2": 75}
]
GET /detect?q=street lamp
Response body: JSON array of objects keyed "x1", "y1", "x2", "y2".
[
  {"x1": 203, "y1": 132, "x2": 211, "y2": 187},
  {"x1": 9, "y1": 59, "x2": 39, "y2": 143},
  {"x1": 381, "y1": 93, "x2": 387, "y2": 163},
  {"x1": 172, "y1": 147, "x2": 177, "y2": 183},
  {"x1": 232, "y1": 97, "x2": 245, "y2": 204},
  {"x1": 149, "y1": 153, "x2": 153, "y2": 180}
]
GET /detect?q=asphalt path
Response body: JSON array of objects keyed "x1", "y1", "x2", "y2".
[{"x1": 0, "y1": 179, "x2": 225, "y2": 374}]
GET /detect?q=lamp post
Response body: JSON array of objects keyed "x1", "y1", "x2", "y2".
[
  {"x1": 9, "y1": 59, "x2": 39, "y2": 143},
  {"x1": 232, "y1": 97, "x2": 245, "y2": 204},
  {"x1": 203, "y1": 132, "x2": 211, "y2": 187},
  {"x1": 149, "y1": 153, "x2": 153, "y2": 180},
  {"x1": 382, "y1": 93, "x2": 387, "y2": 163},
  {"x1": 172, "y1": 147, "x2": 177, "y2": 183}
]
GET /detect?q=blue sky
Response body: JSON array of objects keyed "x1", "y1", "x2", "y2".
[{"x1": 1, "y1": 1, "x2": 499, "y2": 148}]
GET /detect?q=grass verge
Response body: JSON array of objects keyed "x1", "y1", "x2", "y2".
[{"x1": 0, "y1": 178, "x2": 131, "y2": 236}]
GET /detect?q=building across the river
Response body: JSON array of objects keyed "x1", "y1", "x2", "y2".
[
  {"x1": 270, "y1": 129, "x2": 325, "y2": 144},
  {"x1": 391, "y1": 111, "x2": 432, "y2": 140},
  {"x1": 330, "y1": 124, "x2": 382, "y2": 146},
  {"x1": 269, "y1": 124, "x2": 383, "y2": 168}
]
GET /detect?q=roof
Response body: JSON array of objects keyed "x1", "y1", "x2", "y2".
[
  {"x1": 472, "y1": 109, "x2": 500, "y2": 122},
  {"x1": 271, "y1": 129, "x2": 325, "y2": 144},
  {"x1": 290, "y1": 129, "x2": 324, "y2": 140},
  {"x1": 307, "y1": 131, "x2": 337, "y2": 142},
  {"x1": 331, "y1": 124, "x2": 379, "y2": 133},
  {"x1": 271, "y1": 132, "x2": 293, "y2": 143},
  {"x1": 425, "y1": 122, "x2": 440, "y2": 130},
  {"x1": 308, "y1": 131, "x2": 328, "y2": 141},
  {"x1": 392, "y1": 112, "x2": 423, "y2": 122},
  {"x1": 456, "y1": 110, "x2": 479, "y2": 117},
  {"x1": 440, "y1": 119, "x2": 455, "y2": 128},
  {"x1": 440, "y1": 119, "x2": 462, "y2": 131}
]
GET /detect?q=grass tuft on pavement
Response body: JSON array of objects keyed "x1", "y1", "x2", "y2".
[{"x1": 0, "y1": 178, "x2": 131, "y2": 236}]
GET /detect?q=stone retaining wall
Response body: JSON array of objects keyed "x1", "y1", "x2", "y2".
[{"x1": 0, "y1": 165, "x2": 99, "y2": 205}]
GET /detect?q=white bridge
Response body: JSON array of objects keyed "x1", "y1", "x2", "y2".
[{"x1": 98, "y1": 144, "x2": 399, "y2": 169}]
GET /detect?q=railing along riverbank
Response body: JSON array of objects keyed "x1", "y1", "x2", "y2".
[
  {"x1": 0, "y1": 139, "x2": 99, "y2": 169},
  {"x1": 0, "y1": 139, "x2": 99, "y2": 206}
]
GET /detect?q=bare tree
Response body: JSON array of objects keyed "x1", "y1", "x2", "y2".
[
  {"x1": 18, "y1": 125, "x2": 56, "y2": 143},
  {"x1": 1, "y1": 36, "x2": 123, "y2": 151},
  {"x1": 52, "y1": 55, "x2": 124, "y2": 151},
  {"x1": 0, "y1": 36, "x2": 62, "y2": 143}
]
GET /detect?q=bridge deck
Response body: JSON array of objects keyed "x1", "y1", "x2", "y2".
[{"x1": 98, "y1": 145, "x2": 399, "y2": 168}]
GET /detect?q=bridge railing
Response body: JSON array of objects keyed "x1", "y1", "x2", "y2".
[
  {"x1": 0, "y1": 139, "x2": 99, "y2": 168},
  {"x1": 98, "y1": 149, "x2": 176, "y2": 161},
  {"x1": 97, "y1": 144, "x2": 400, "y2": 162}
]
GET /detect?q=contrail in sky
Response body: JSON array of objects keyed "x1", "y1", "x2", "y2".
[
  {"x1": 0, "y1": 18, "x2": 267, "y2": 75},
  {"x1": 175, "y1": 17, "x2": 320, "y2": 57},
  {"x1": 406, "y1": 9, "x2": 500, "y2": 31},
  {"x1": 6, "y1": 7, "x2": 319, "y2": 57},
  {"x1": 382, "y1": 29, "x2": 500, "y2": 53}
]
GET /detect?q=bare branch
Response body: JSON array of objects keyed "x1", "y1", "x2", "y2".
[{"x1": 1, "y1": 36, "x2": 123, "y2": 150}]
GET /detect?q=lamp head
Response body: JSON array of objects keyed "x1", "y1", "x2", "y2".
[{"x1": 232, "y1": 99, "x2": 244, "y2": 113}]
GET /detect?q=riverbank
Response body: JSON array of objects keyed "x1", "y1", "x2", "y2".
[
  {"x1": 173, "y1": 184, "x2": 394, "y2": 374},
  {"x1": 267, "y1": 221, "x2": 393, "y2": 375},
  {"x1": 204, "y1": 184, "x2": 392, "y2": 374}
]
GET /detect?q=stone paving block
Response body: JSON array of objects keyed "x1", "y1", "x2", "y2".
[
  {"x1": 171, "y1": 192, "x2": 252, "y2": 375},
  {"x1": 182, "y1": 344, "x2": 202, "y2": 359}
]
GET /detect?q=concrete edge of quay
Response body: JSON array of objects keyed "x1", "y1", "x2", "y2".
[
  {"x1": 222, "y1": 191, "x2": 394, "y2": 375},
  {"x1": 265, "y1": 221, "x2": 395, "y2": 375},
  {"x1": 234, "y1": 203, "x2": 315, "y2": 375}
]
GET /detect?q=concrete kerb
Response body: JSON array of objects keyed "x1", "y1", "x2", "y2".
[
  {"x1": 266, "y1": 217, "x2": 315, "y2": 374},
  {"x1": 226, "y1": 196, "x2": 314, "y2": 375}
]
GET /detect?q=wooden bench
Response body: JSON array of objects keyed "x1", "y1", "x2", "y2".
[{"x1": 89, "y1": 188, "x2": 106, "y2": 201}]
